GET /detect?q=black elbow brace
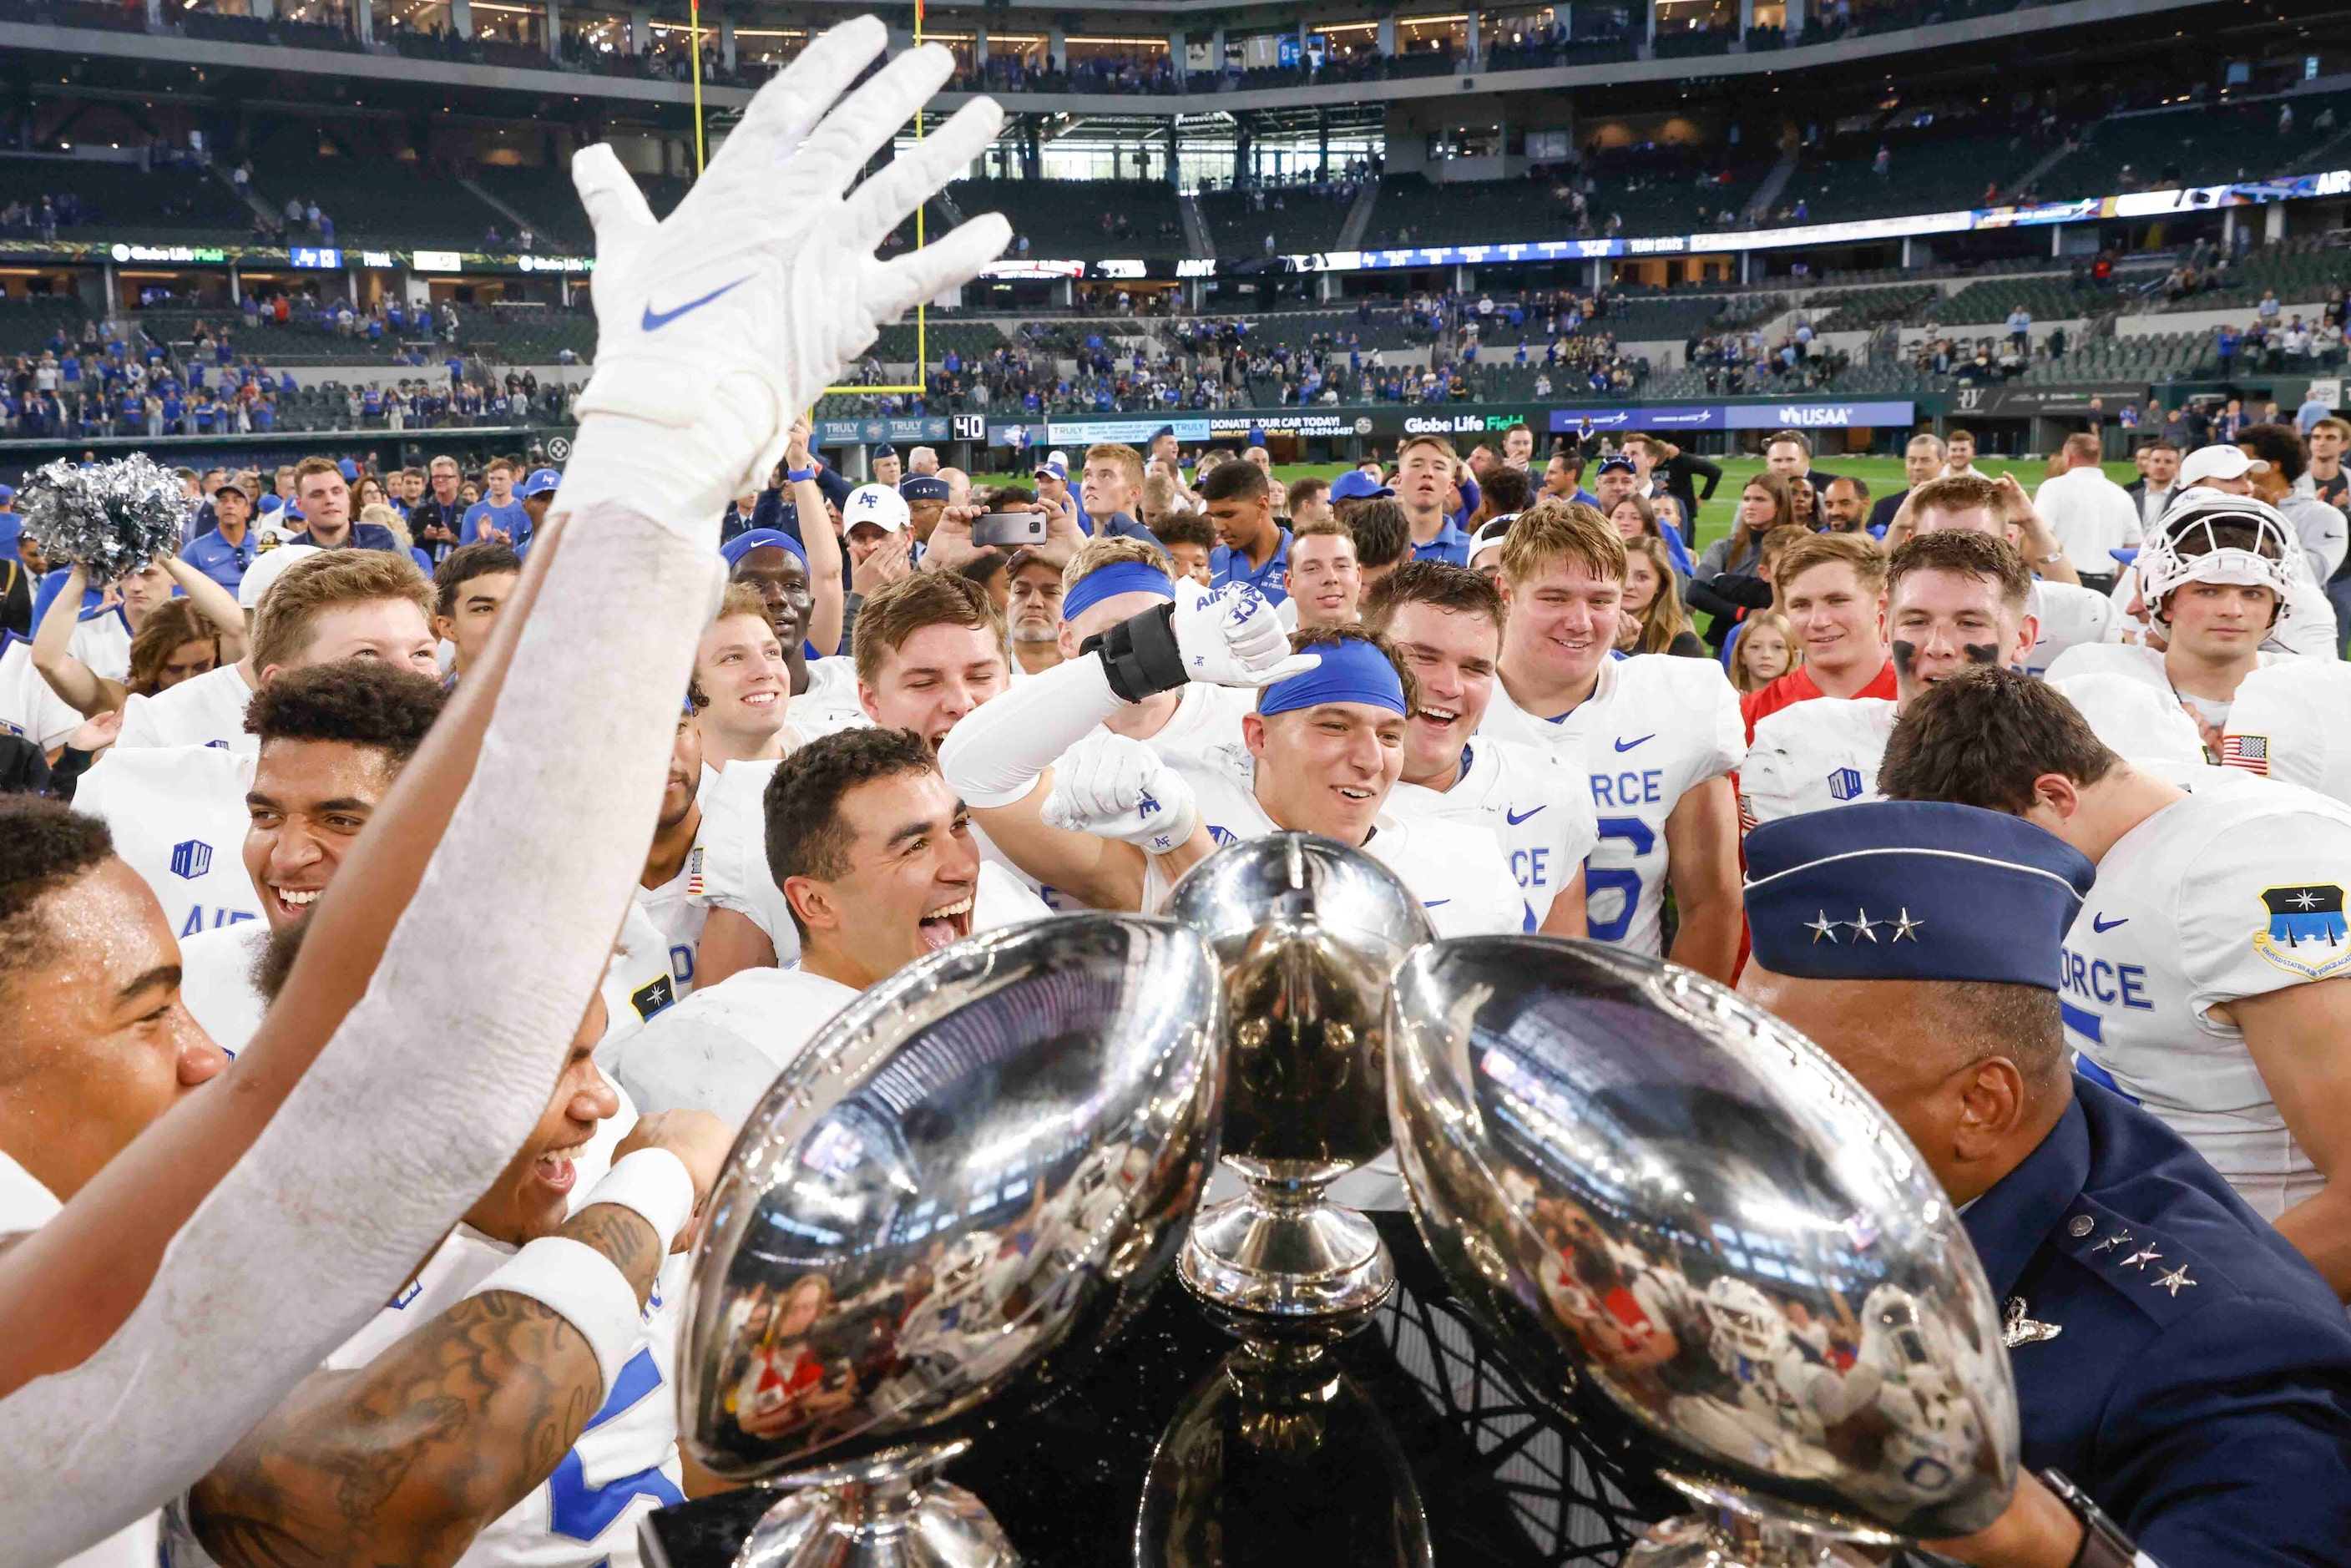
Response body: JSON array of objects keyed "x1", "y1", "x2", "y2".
[{"x1": 1081, "y1": 601, "x2": 1188, "y2": 702}]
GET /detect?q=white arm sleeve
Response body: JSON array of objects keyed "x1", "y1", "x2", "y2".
[
  {"x1": 0, "y1": 501, "x2": 721, "y2": 1565},
  {"x1": 937, "y1": 651, "x2": 1128, "y2": 808}
]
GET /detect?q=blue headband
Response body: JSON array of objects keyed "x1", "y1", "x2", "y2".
[
  {"x1": 1060, "y1": 560, "x2": 1176, "y2": 623},
  {"x1": 721, "y1": 528, "x2": 806, "y2": 569},
  {"x1": 1257, "y1": 636, "x2": 1407, "y2": 719}
]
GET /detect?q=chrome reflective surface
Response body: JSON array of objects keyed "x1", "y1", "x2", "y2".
[
  {"x1": 1166, "y1": 835, "x2": 1433, "y2": 1333},
  {"x1": 733, "y1": 1441, "x2": 1016, "y2": 1568},
  {"x1": 682, "y1": 914, "x2": 1225, "y2": 1482},
  {"x1": 1134, "y1": 1341, "x2": 1433, "y2": 1568},
  {"x1": 1388, "y1": 936, "x2": 2018, "y2": 1545}
]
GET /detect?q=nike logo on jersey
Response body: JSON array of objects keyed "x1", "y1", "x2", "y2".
[
  {"x1": 1504, "y1": 805, "x2": 1546, "y2": 825},
  {"x1": 1614, "y1": 734, "x2": 1655, "y2": 752},
  {"x1": 639, "y1": 276, "x2": 750, "y2": 331},
  {"x1": 2091, "y1": 914, "x2": 2129, "y2": 933}
]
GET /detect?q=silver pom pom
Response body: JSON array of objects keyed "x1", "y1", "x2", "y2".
[{"x1": 20, "y1": 454, "x2": 185, "y2": 582}]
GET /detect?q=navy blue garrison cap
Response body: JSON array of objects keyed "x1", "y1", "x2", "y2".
[
  {"x1": 1744, "y1": 802, "x2": 2095, "y2": 989},
  {"x1": 897, "y1": 475, "x2": 950, "y2": 502}
]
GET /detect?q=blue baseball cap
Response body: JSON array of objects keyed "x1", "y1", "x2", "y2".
[
  {"x1": 1595, "y1": 453, "x2": 1638, "y2": 475},
  {"x1": 519, "y1": 468, "x2": 561, "y2": 498},
  {"x1": 0, "y1": 484, "x2": 16, "y2": 503},
  {"x1": 898, "y1": 475, "x2": 949, "y2": 503},
  {"x1": 1744, "y1": 802, "x2": 2094, "y2": 989},
  {"x1": 720, "y1": 528, "x2": 807, "y2": 569},
  {"x1": 1329, "y1": 470, "x2": 1393, "y2": 502},
  {"x1": 1033, "y1": 458, "x2": 1069, "y2": 482}
]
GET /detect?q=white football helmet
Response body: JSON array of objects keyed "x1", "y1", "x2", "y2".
[{"x1": 2137, "y1": 492, "x2": 2298, "y2": 624}]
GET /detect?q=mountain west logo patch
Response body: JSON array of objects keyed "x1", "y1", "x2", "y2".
[
  {"x1": 2254, "y1": 884, "x2": 2351, "y2": 981},
  {"x1": 169, "y1": 839, "x2": 213, "y2": 880}
]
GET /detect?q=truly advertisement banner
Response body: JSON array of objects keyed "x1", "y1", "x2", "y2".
[{"x1": 813, "y1": 416, "x2": 952, "y2": 445}]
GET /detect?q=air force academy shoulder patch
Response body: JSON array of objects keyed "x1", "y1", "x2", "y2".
[{"x1": 2253, "y1": 884, "x2": 2351, "y2": 981}]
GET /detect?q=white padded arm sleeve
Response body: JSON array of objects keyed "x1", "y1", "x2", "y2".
[
  {"x1": 938, "y1": 652, "x2": 1127, "y2": 809},
  {"x1": 0, "y1": 501, "x2": 721, "y2": 1565}
]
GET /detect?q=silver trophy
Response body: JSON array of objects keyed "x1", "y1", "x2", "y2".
[
  {"x1": 1167, "y1": 834, "x2": 1433, "y2": 1341},
  {"x1": 1386, "y1": 935, "x2": 2018, "y2": 1565},
  {"x1": 679, "y1": 915, "x2": 1225, "y2": 1568}
]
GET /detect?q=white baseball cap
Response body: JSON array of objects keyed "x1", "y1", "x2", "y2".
[
  {"x1": 842, "y1": 483, "x2": 910, "y2": 535},
  {"x1": 237, "y1": 543, "x2": 324, "y2": 610},
  {"x1": 2177, "y1": 443, "x2": 2268, "y2": 486}
]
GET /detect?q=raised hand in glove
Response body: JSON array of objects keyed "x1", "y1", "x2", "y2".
[
  {"x1": 1042, "y1": 733, "x2": 1200, "y2": 857},
  {"x1": 1173, "y1": 584, "x2": 1321, "y2": 687},
  {"x1": 555, "y1": 17, "x2": 1011, "y2": 540}
]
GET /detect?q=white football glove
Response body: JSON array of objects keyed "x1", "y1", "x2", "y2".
[
  {"x1": 1172, "y1": 584, "x2": 1322, "y2": 689},
  {"x1": 554, "y1": 18, "x2": 1010, "y2": 541},
  {"x1": 1041, "y1": 733, "x2": 1200, "y2": 856}
]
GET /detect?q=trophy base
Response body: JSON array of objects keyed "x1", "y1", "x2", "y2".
[
  {"x1": 1178, "y1": 1186, "x2": 1396, "y2": 1343},
  {"x1": 1625, "y1": 1515, "x2": 1877, "y2": 1567},
  {"x1": 735, "y1": 1447, "x2": 1019, "y2": 1568}
]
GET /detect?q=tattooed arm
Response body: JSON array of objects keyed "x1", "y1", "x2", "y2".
[{"x1": 185, "y1": 1200, "x2": 662, "y2": 1568}]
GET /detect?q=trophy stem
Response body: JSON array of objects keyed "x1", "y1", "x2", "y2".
[
  {"x1": 733, "y1": 1445, "x2": 1020, "y2": 1568},
  {"x1": 1177, "y1": 1168, "x2": 1396, "y2": 1343}
]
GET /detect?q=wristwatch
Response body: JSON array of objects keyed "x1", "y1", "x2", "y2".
[
  {"x1": 2041, "y1": 1469, "x2": 2149, "y2": 1568},
  {"x1": 2039, "y1": 549, "x2": 2066, "y2": 564}
]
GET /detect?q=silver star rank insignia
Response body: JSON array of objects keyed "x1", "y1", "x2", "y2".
[
  {"x1": 2091, "y1": 1229, "x2": 2132, "y2": 1254},
  {"x1": 1807, "y1": 911, "x2": 1840, "y2": 943},
  {"x1": 2001, "y1": 1296, "x2": 2062, "y2": 1348},
  {"x1": 1889, "y1": 908, "x2": 1924, "y2": 943},
  {"x1": 2121, "y1": 1246, "x2": 2163, "y2": 1271},
  {"x1": 1847, "y1": 908, "x2": 1880, "y2": 942},
  {"x1": 2153, "y1": 1265, "x2": 2197, "y2": 1298}
]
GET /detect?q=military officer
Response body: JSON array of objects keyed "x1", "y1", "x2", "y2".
[{"x1": 1741, "y1": 799, "x2": 2351, "y2": 1567}]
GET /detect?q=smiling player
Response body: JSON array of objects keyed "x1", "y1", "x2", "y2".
[{"x1": 1478, "y1": 501, "x2": 1744, "y2": 979}]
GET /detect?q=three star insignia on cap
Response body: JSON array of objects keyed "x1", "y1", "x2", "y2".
[{"x1": 1806, "y1": 908, "x2": 1924, "y2": 943}]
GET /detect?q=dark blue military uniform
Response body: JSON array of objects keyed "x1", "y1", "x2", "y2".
[
  {"x1": 1965, "y1": 1075, "x2": 2351, "y2": 1564},
  {"x1": 1747, "y1": 802, "x2": 2351, "y2": 1564}
]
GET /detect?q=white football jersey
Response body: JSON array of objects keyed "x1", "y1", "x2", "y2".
[
  {"x1": 1156, "y1": 747, "x2": 1525, "y2": 937},
  {"x1": 72, "y1": 742, "x2": 264, "y2": 939},
  {"x1": 603, "y1": 901, "x2": 686, "y2": 1053},
  {"x1": 695, "y1": 758, "x2": 1050, "y2": 952},
  {"x1": 2046, "y1": 672, "x2": 2205, "y2": 767},
  {"x1": 604, "y1": 965, "x2": 861, "y2": 1124},
  {"x1": 1133, "y1": 681, "x2": 1255, "y2": 771},
  {"x1": 0, "y1": 630, "x2": 83, "y2": 751},
  {"x1": 2058, "y1": 768, "x2": 2351, "y2": 1220},
  {"x1": 2043, "y1": 640, "x2": 2287, "y2": 739},
  {"x1": 179, "y1": 919, "x2": 269, "y2": 1057},
  {"x1": 168, "y1": 1206, "x2": 693, "y2": 1568},
  {"x1": 2221, "y1": 658, "x2": 2351, "y2": 807},
  {"x1": 2021, "y1": 579, "x2": 2115, "y2": 678},
  {"x1": 1385, "y1": 735, "x2": 1600, "y2": 928},
  {"x1": 635, "y1": 811, "x2": 717, "y2": 999},
  {"x1": 1738, "y1": 699, "x2": 1897, "y2": 828},
  {"x1": 1479, "y1": 654, "x2": 1744, "y2": 956},
  {"x1": 788, "y1": 656, "x2": 868, "y2": 741},
  {"x1": 115, "y1": 662, "x2": 257, "y2": 752},
  {"x1": 68, "y1": 607, "x2": 130, "y2": 685}
]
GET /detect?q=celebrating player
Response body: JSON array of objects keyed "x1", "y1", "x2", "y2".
[
  {"x1": 1882, "y1": 667, "x2": 2351, "y2": 1297},
  {"x1": 1479, "y1": 501, "x2": 1744, "y2": 979}
]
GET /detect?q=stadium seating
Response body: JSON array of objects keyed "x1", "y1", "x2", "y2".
[
  {"x1": 1370, "y1": 172, "x2": 1575, "y2": 246},
  {"x1": 1198, "y1": 185, "x2": 1356, "y2": 257},
  {"x1": 2038, "y1": 91, "x2": 2351, "y2": 201},
  {"x1": 242, "y1": 141, "x2": 549, "y2": 250},
  {"x1": 1923, "y1": 276, "x2": 2108, "y2": 328},
  {"x1": 0, "y1": 153, "x2": 254, "y2": 243},
  {"x1": 0, "y1": 295, "x2": 88, "y2": 356},
  {"x1": 468, "y1": 165, "x2": 596, "y2": 250},
  {"x1": 1775, "y1": 117, "x2": 2054, "y2": 225},
  {"x1": 1803, "y1": 284, "x2": 1937, "y2": 331},
  {"x1": 948, "y1": 180, "x2": 1187, "y2": 260}
]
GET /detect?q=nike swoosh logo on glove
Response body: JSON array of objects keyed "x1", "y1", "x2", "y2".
[{"x1": 640, "y1": 276, "x2": 751, "y2": 332}]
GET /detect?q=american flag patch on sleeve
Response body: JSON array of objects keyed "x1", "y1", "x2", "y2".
[
  {"x1": 686, "y1": 845, "x2": 705, "y2": 896},
  {"x1": 2221, "y1": 733, "x2": 2270, "y2": 775}
]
